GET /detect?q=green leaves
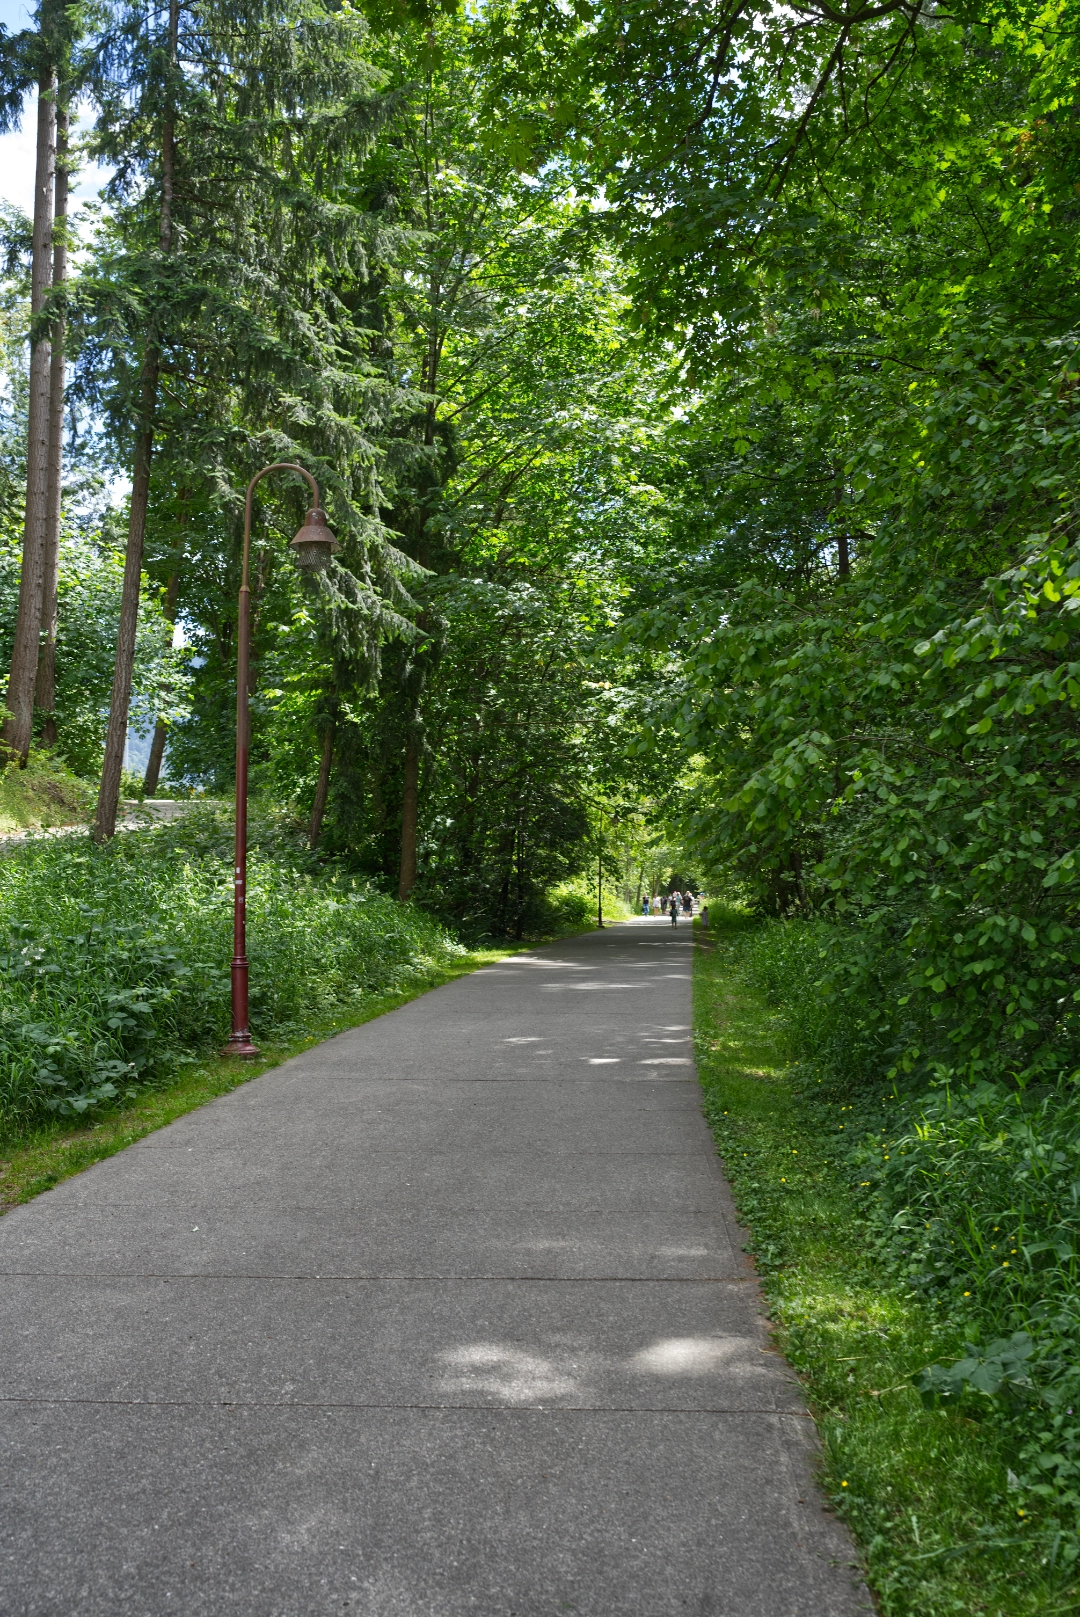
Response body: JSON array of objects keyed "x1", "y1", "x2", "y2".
[
  {"x1": 913, "y1": 1334, "x2": 1035, "y2": 1409},
  {"x1": 0, "y1": 810, "x2": 461, "y2": 1130}
]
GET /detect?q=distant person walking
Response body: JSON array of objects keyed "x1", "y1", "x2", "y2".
[
  {"x1": 661, "y1": 893, "x2": 668, "y2": 915},
  {"x1": 700, "y1": 904, "x2": 709, "y2": 930},
  {"x1": 670, "y1": 891, "x2": 679, "y2": 926},
  {"x1": 652, "y1": 894, "x2": 661, "y2": 914},
  {"x1": 682, "y1": 891, "x2": 693, "y2": 917},
  {"x1": 641, "y1": 894, "x2": 650, "y2": 916}
]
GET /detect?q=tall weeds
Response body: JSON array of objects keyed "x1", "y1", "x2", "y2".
[
  {"x1": 0, "y1": 808, "x2": 462, "y2": 1135},
  {"x1": 739, "y1": 915, "x2": 1080, "y2": 1547}
]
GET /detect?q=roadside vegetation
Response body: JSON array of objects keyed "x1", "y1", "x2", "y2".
[
  {"x1": 0, "y1": 801, "x2": 612, "y2": 1196},
  {"x1": 0, "y1": 806, "x2": 467, "y2": 1139},
  {"x1": 696, "y1": 910, "x2": 1080, "y2": 1615}
]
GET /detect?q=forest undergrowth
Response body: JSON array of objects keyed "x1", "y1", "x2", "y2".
[
  {"x1": 0, "y1": 805, "x2": 466, "y2": 1142},
  {"x1": 695, "y1": 909, "x2": 1080, "y2": 1616}
]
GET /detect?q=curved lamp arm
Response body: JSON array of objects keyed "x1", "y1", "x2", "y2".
[{"x1": 240, "y1": 462, "x2": 321, "y2": 591}]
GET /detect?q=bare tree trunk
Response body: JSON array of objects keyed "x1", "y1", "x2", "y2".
[
  {"x1": 94, "y1": 0, "x2": 176, "y2": 839},
  {"x1": 93, "y1": 378, "x2": 156, "y2": 840},
  {"x1": 397, "y1": 728, "x2": 419, "y2": 900},
  {"x1": 513, "y1": 815, "x2": 525, "y2": 939},
  {"x1": 142, "y1": 721, "x2": 167, "y2": 796},
  {"x1": 1, "y1": 71, "x2": 56, "y2": 764},
  {"x1": 308, "y1": 721, "x2": 334, "y2": 850},
  {"x1": 142, "y1": 570, "x2": 179, "y2": 796},
  {"x1": 35, "y1": 94, "x2": 68, "y2": 747},
  {"x1": 837, "y1": 533, "x2": 850, "y2": 577}
]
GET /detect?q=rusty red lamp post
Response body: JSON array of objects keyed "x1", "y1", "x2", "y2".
[{"x1": 222, "y1": 463, "x2": 338, "y2": 1058}]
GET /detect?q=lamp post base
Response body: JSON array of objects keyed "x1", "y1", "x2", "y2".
[{"x1": 221, "y1": 1031, "x2": 261, "y2": 1059}]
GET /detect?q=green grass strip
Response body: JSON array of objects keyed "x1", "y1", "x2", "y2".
[
  {"x1": 0, "y1": 942, "x2": 520, "y2": 1214},
  {"x1": 693, "y1": 913, "x2": 1077, "y2": 1616}
]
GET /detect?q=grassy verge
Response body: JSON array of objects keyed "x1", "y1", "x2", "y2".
[
  {"x1": 694, "y1": 912, "x2": 1074, "y2": 1616},
  {"x1": 0, "y1": 943, "x2": 520, "y2": 1214}
]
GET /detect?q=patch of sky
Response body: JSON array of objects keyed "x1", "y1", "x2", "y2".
[{"x1": 0, "y1": 1, "x2": 112, "y2": 223}]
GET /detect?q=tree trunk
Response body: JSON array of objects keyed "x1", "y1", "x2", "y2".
[
  {"x1": 35, "y1": 93, "x2": 68, "y2": 748},
  {"x1": 397, "y1": 727, "x2": 420, "y2": 900},
  {"x1": 94, "y1": 0, "x2": 176, "y2": 839},
  {"x1": 308, "y1": 721, "x2": 335, "y2": 850},
  {"x1": 837, "y1": 533, "x2": 850, "y2": 577},
  {"x1": 513, "y1": 816, "x2": 525, "y2": 939},
  {"x1": 142, "y1": 569, "x2": 180, "y2": 796},
  {"x1": 498, "y1": 856, "x2": 511, "y2": 933},
  {"x1": 142, "y1": 722, "x2": 167, "y2": 797},
  {"x1": 1, "y1": 70, "x2": 56, "y2": 764},
  {"x1": 93, "y1": 373, "x2": 157, "y2": 841}
]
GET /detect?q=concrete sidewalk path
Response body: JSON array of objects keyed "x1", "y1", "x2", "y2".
[{"x1": 0, "y1": 919, "x2": 871, "y2": 1616}]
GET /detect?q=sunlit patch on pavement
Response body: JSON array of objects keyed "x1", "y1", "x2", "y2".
[
  {"x1": 436, "y1": 1342, "x2": 582, "y2": 1403},
  {"x1": 630, "y1": 1336, "x2": 751, "y2": 1376}
]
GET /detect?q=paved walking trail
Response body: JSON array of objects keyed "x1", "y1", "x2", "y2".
[{"x1": 0, "y1": 919, "x2": 870, "y2": 1615}]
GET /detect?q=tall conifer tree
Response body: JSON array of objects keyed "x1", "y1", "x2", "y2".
[
  {"x1": 1, "y1": 4, "x2": 59, "y2": 763},
  {"x1": 34, "y1": 81, "x2": 70, "y2": 745},
  {"x1": 82, "y1": 0, "x2": 416, "y2": 831},
  {"x1": 93, "y1": 0, "x2": 177, "y2": 839}
]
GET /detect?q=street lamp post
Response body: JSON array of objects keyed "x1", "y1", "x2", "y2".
[{"x1": 222, "y1": 463, "x2": 338, "y2": 1058}]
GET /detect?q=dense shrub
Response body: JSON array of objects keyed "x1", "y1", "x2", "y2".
[
  {"x1": 531, "y1": 886, "x2": 595, "y2": 936},
  {"x1": 737, "y1": 914, "x2": 915, "y2": 1101},
  {"x1": 738, "y1": 914, "x2": 1080, "y2": 1542},
  {"x1": 0, "y1": 807, "x2": 463, "y2": 1134}
]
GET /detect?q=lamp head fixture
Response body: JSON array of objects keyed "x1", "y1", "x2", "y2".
[{"x1": 289, "y1": 507, "x2": 339, "y2": 573}]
